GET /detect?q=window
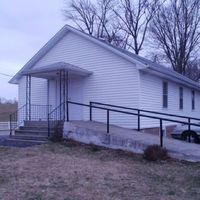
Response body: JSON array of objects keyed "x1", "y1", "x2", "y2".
[
  {"x1": 192, "y1": 90, "x2": 195, "y2": 110},
  {"x1": 179, "y1": 87, "x2": 183, "y2": 109},
  {"x1": 163, "y1": 82, "x2": 168, "y2": 108}
]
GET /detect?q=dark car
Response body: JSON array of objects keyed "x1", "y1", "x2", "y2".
[{"x1": 171, "y1": 124, "x2": 200, "y2": 144}]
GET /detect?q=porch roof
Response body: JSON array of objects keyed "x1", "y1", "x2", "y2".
[{"x1": 21, "y1": 62, "x2": 93, "y2": 79}]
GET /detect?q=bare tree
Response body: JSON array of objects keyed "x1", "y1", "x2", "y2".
[
  {"x1": 114, "y1": 0, "x2": 162, "y2": 54},
  {"x1": 63, "y1": 0, "x2": 128, "y2": 48},
  {"x1": 150, "y1": 0, "x2": 200, "y2": 76},
  {"x1": 185, "y1": 59, "x2": 200, "y2": 81},
  {"x1": 63, "y1": 0, "x2": 96, "y2": 35}
]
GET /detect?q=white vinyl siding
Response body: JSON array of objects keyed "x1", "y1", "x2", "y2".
[
  {"x1": 140, "y1": 72, "x2": 200, "y2": 128},
  {"x1": 30, "y1": 31, "x2": 140, "y2": 128},
  {"x1": 48, "y1": 79, "x2": 56, "y2": 109},
  {"x1": 18, "y1": 77, "x2": 48, "y2": 121}
]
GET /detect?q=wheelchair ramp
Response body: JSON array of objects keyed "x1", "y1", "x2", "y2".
[{"x1": 64, "y1": 121, "x2": 200, "y2": 162}]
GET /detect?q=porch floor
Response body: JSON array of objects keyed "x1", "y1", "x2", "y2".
[{"x1": 64, "y1": 120, "x2": 200, "y2": 162}]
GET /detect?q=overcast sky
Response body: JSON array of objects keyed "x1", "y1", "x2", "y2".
[{"x1": 0, "y1": 0, "x2": 66, "y2": 100}]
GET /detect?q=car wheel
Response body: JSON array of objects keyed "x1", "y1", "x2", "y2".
[{"x1": 181, "y1": 131, "x2": 199, "y2": 144}]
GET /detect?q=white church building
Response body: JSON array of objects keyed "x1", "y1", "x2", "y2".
[{"x1": 9, "y1": 25, "x2": 200, "y2": 131}]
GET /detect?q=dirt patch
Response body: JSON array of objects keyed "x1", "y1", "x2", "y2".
[{"x1": 0, "y1": 140, "x2": 199, "y2": 200}]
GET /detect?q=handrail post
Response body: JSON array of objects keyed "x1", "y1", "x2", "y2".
[
  {"x1": 67, "y1": 101, "x2": 69, "y2": 122},
  {"x1": 48, "y1": 113, "x2": 50, "y2": 137},
  {"x1": 160, "y1": 119, "x2": 163, "y2": 147},
  {"x1": 9, "y1": 114, "x2": 12, "y2": 136},
  {"x1": 89, "y1": 102, "x2": 92, "y2": 121},
  {"x1": 107, "y1": 109, "x2": 110, "y2": 133},
  {"x1": 188, "y1": 118, "x2": 191, "y2": 142},
  {"x1": 137, "y1": 110, "x2": 140, "y2": 131},
  {"x1": 188, "y1": 118, "x2": 191, "y2": 131}
]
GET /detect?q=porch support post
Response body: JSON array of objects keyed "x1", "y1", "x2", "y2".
[
  {"x1": 47, "y1": 79, "x2": 50, "y2": 118},
  {"x1": 66, "y1": 71, "x2": 69, "y2": 122},
  {"x1": 25, "y1": 75, "x2": 31, "y2": 121},
  {"x1": 63, "y1": 70, "x2": 66, "y2": 121},
  {"x1": 26, "y1": 76, "x2": 28, "y2": 121},
  {"x1": 59, "y1": 70, "x2": 62, "y2": 120},
  {"x1": 29, "y1": 75, "x2": 31, "y2": 121}
]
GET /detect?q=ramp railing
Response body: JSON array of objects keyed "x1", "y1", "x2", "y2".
[
  {"x1": 66, "y1": 100, "x2": 200, "y2": 147},
  {"x1": 90, "y1": 102, "x2": 200, "y2": 131}
]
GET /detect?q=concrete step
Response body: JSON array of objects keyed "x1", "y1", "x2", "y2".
[
  {"x1": 24, "y1": 121, "x2": 49, "y2": 128},
  {"x1": 19, "y1": 126, "x2": 49, "y2": 131},
  {"x1": 15, "y1": 129, "x2": 49, "y2": 136},
  {"x1": 24, "y1": 120, "x2": 64, "y2": 128},
  {"x1": 11, "y1": 134, "x2": 48, "y2": 141},
  {"x1": 4, "y1": 138, "x2": 47, "y2": 147}
]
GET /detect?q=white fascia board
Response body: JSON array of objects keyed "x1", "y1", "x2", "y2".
[{"x1": 141, "y1": 68, "x2": 200, "y2": 91}]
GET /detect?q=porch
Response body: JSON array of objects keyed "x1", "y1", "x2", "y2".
[{"x1": 10, "y1": 62, "x2": 92, "y2": 137}]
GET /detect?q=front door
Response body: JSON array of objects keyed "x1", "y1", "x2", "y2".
[{"x1": 68, "y1": 77, "x2": 83, "y2": 120}]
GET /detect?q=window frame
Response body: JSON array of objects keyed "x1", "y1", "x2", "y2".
[
  {"x1": 162, "y1": 81, "x2": 168, "y2": 108},
  {"x1": 192, "y1": 90, "x2": 195, "y2": 110},
  {"x1": 179, "y1": 87, "x2": 183, "y2": 110}
]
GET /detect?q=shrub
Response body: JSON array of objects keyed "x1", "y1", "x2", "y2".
[
  {"x1": 143, "y1": 145, "x2": 169, "y2": 161},
  {"x1": 50, "y1": 125, "x2": 63, "y2": 142},
  {"x1": 88, "y1": 143, "x2": 101, "y2": 152}
]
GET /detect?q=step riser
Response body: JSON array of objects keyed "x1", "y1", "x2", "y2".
[
  {"x1": 19, "y1": 127, "x2": 49, "y2": 131},
  {"x1": 19, "y1": 127, "x2": 61, "y2": 132},
  {"x1": 15, "y1": 130, "x2": 49, "y2": 135},
  {"x1": 15, "y1": 132, "x2": 49, "y2": 137},
  {"x1": 11, "y1": 135, "x2": 48, "y2": 141},
  {"x1": 24, "y1": 121, "x2": 64, "y2": 128},
  {"x1": 24, "y1": 121, "x2": 49, "y2": 128},
  {"x1": 6, "y1": 138, "x2": 47, "y2": 146}
]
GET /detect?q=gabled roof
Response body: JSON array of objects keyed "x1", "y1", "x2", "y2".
[
  {"x1": 9, "y1": 24, "x2": 200, "y2": 91},
  {"x1": 9, "y1": 24, "x2": 146, "y2": 84}
]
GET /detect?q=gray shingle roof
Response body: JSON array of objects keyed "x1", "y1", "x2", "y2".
[
  {"x1": 9, "y1": 24, "x2": 200, "y2": 90},
  {"x1": 96, "y1": 35, "x2": 200, "y2": 89}
]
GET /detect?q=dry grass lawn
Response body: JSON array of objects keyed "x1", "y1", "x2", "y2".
[
  {"x1": 0, "y1": 140, "x2": 199, "y2": 200},
  {"x1": 0, "y1": 102, "x2": 17, "y2": 121}
]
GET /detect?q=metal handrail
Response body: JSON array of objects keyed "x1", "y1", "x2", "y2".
[
  {"x1": 9, "y1": 104, "x2": 27, "y2": 136},
  {"x1": 68, "y1": 101, "x2": 200, "y2": 126},
  {"x1": 91, "y1": 101, "x2": 200, "y2": 121},
  {"x1": 10, "y1": 104, "x2": 52, "y2": 136},
  {"x1": 66, "y1": 100, "x2": 200, "y2": 147},
  {"x1": 48, "y1": 102, "x2": 65, "y2": 137}
]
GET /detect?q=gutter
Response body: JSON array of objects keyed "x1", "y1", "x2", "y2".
[{"x1": 141, "y1": 66, "x2": 200, "y2": 91}]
